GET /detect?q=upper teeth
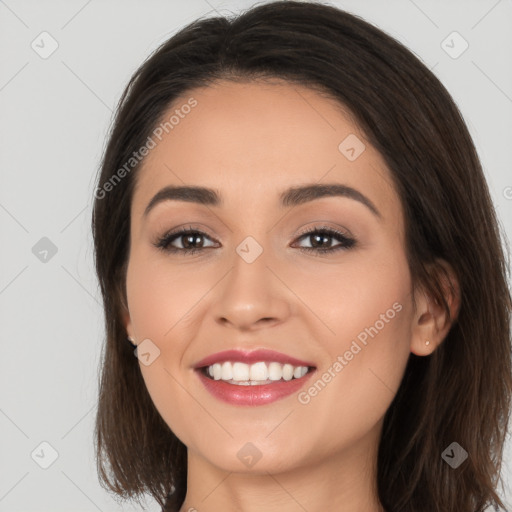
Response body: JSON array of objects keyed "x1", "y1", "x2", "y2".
[{"x1": 207, "y1": 361, "x2": 309, "y2": 383}]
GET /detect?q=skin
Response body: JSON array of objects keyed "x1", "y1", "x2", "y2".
[{"x1": 123, "y1": 80, "x2": 459, "y2": 512}]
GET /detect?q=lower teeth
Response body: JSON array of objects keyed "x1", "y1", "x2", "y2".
[{"x1": 226, "y1": 379, "x2": 277, "y2": 386}]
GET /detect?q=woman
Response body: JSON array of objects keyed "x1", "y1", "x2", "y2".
[{"x1": 91, "y1": 1, "x2": 512, "y2": 511}]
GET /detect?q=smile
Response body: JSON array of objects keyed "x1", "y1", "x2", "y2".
[{"x1": 195, "y1": 363, "x2": 316, "y2": 406}]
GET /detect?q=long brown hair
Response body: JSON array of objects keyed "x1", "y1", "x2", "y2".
[{"x1": 91, "y1": 2, "x2": 512, "y2": 510}]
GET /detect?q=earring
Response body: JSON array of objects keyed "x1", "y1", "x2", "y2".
[
  {"x1": 127, "y1": 336, "x2": 137, "y2": 349},
  {"x1": 425, "y1": 340, "x2": 430, "y2": 346}
]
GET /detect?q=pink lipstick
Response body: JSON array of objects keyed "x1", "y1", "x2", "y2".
[{"x1": 193, "y1": 348, "x2": 317, "y2": 406}]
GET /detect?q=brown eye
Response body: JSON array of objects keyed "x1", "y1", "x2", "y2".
[
  {"x1": 155, "y1": 228, "x2": 217, "y2": 255},
  {"x1": 153, "y1": 225, "x2": 356, "y2": 256},
  {"x1": 293, "y1": 227, "x2": 356, "y2": 253}
]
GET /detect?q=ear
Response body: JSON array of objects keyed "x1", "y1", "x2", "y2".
[
  {"x1": 410, "y1": 259, "x2": 460, "y2": 356},
  {"x1": 118, "y1": 277, "x2": 137, "y2": 344},
  {"x1": 122, "y1": 308, "x2": 136, "y2": 344}
]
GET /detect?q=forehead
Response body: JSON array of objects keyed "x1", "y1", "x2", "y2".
[{"x1": 131, "y1": 79, "x2": 400, "y2": 221}]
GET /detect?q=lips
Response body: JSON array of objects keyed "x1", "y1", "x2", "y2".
[
  {"x1": 195, "y1": 368, "x2": 317, "y2": 406},
  {"x1": 192, "y1": 348, "x2": 317, "y2": 406}
]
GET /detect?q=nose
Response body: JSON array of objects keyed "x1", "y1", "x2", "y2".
[{"x1": 211, "y1": 246, "x2": 292, "y2": 332}]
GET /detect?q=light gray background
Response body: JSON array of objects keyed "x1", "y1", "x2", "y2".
[{"x1": 1, "y1": 0, "x2": 511, "y2": 510}]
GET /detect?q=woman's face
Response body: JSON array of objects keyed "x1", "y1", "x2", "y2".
[{"x1": 123, "y1": 79, "x2": 419, "y2": 474}]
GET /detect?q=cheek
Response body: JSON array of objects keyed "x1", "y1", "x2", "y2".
[
  {"x1": 295, "y1": 245, "x2": 413, "y2": 441},
  {"x1": 282, "y1": 252, "x2": 411, "y2": 459},
  {"x1": 286, "y1": 240, "x2": 411, "y2": 347},
  {"x1": 125, "y1": 251, "x2": 207, "y2": 346},
  {"x1": 125, "y1": 252, "x2": 216, "y2": 444}
]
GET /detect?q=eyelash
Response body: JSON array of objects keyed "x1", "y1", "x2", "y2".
[{"x1": 153, "y1": 225, "x2": 356, "y2": 256}]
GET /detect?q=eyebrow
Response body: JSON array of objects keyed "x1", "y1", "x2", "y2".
[{"x1": 143, "y1": 183, "x2": 382, "y2": 219}]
